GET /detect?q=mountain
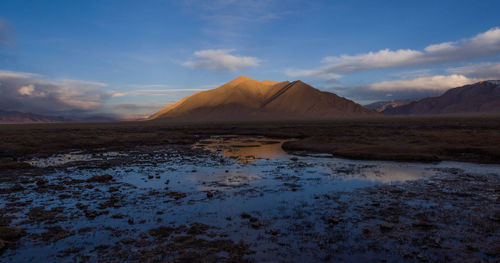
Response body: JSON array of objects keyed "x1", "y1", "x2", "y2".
[
  {"x1": 364, "y1": 99, "x2": 415, "y2": 112},
  {"x1": 382, "y1": 80, "x2": 500, "y2": 115},
  {"x1": 149, "y1": 76, "x2": 377, "y2": 121},
  {"x1": 0, "y1": 110, "x2": 118, "y2": 124},
  {"x1": 0, "y1": 111, "x2": 63, "y2": 124}
]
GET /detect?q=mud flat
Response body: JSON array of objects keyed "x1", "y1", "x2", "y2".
[{"x1": 0, "y1": 135, "x2": 499, "y2": 262}]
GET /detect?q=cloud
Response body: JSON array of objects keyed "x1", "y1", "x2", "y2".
[
  {"x1": 285, "y1": 68, "x2": 342, "y2": 81},
  {"x1": 335, "y1": 74, "x2": 482, "y2": 102},
  {"x1": 111, "y1": 92, "x2": 127, "y2": 97},
  {"x1": 18, "y1": 84, "x2": 36, "y2": 96},
  {"x1": 112, "y1": 103, "x2": 162, "y2": 111},
  {"x1": 447, "y1": 62, "x2": 500, "y2": 79},
  {"x1": 0, "y1": 70, "x2": 110, "y2": 115},
  {"x1": 288, "y1": 27, "x2": 500, "y2": 80},
  {"x1": 368, "y1": 74, "x2": 479, "y2": 91},
  {"x1": 183, "y1": 49, "x2": 259, "y2": 71}
]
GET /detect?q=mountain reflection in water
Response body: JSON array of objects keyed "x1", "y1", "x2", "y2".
[{"x1": 194, "y1": 136, "x2": 288, "y2": 164}]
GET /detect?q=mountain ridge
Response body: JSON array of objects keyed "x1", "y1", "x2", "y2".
[
  {"x1": 364, "y1": 99, "x2": 416, "y2": 112},
  {"x1": 382, "y1": 80, "x2": 500, "y2": 115},
  {"x1": 0, "y1": 110, "x2": 119, "y2": 124},
  {"x1": 149, "y1": 76, "x2": 377, "y2": 121}
]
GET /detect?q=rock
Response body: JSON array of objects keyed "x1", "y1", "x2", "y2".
[
  {"x1": 9, "y1": 184, "x2": 24, "y2": 192},
  {"x1": 416, "y1": 252, "x2": 427, "y2": 261},
  {"x1": 187, "y1": 223, "x2": 210, "y2": 235},
  {"x1": 20, "y1": 178, "x2": 33, "y2": 184},
  {"x1": 0, "y1": 161, "x2": 31, "y2": 169},
  {"x1": 269, "y1": 229, "x2": 279, "y2": 236},
  {"x1": 432, "y1": 237, "x2": 442, "y2": 247},
  {"x1": 379, "y1": 222, "x2": 394, "y2": 232},
  {"x1": 149, "y1": 226, "x2": 175, "y2": 241},
  {"x1": 85, "y1": 210, "x2": 97, "y2": 219},
  {"x1": 120, "y1": 237, "x2": 136, "y2": 245},
  {"x1": 87, "y1": 174, "x2": 113, "y2": 183},
  {"x1": 489, "y1": 210, "x2": 500, "y2": 221},
  {"x1": 412, "y1": 220, "x2": 435, "y2": 229},
  {"x1": 166, "y1": 191, "x2": 187, "y2": 200},
  {"x1": 111, "y1": 213, "x2": 124, "y2": 219},
  {"x1": 0, "y1": 226, "x2": 23, "y2": 241},
  {"x1": 0, "y1": 157, "x2": 14, "y2": 163},
  {"x1": 485, "y1": 241, "x2": 500, "y2": 256},
  {"x1": 240, "y1": 213, "x2": 251, "y2": 219},
  {"x1": 327, "y1": 216, "x2": 342, "y2": 226},
  {"x1": 76, "y1": 203, "x2": 88, "y2": 210},
  {"x1": 41, "y1": 226, "x2": 70, "y2": 242},
  {"x1": 36, "y1": 179, "x2": 48, "y2": 186}
]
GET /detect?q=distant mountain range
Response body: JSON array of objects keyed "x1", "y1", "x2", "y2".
[
  {"x1": 148, "y1": 75, "x2": 377, "y2": 121},
  {"x1": 3, "y1": 79, "x2": 499, "y2": 124},
  {"x1": 364, "y1": 99, "x2": 416, "y2": 112},
  {"x1": 0, "y1": 110, "x2": 118, "y2": 124},
  {"x1": 381, "y1": 80, "x2": 500, "y2": 115}
]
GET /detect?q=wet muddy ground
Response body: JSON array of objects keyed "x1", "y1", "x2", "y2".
[{"x1": 0, "y1": 136, "x2": 499, "y2": 262}]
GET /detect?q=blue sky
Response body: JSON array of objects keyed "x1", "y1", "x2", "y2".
[{"x1": 1, "y1": 0, "x2": 499, "y2": 118}]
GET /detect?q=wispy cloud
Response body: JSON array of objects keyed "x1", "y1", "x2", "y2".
[
  {"x1": 183, "y1": 49, "x2": 259, "y2": 71},
  {"x1": 288, "y1": 27, "x2": 500, "y2": 80},
  {"x1": 183, "y1": 0, "x2": 290, "y2": 39},
  {"x1": 114, "y1": 88, "x2": 210, "y2": 97},
  {"x1": 0, "y1": 70, "x2": 110, "y2": 115}
]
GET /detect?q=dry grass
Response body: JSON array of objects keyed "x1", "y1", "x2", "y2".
[{"x1": 1, "y1": 115, "x2": 499, "y2": 163}]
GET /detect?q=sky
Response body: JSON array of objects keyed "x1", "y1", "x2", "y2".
[{"x1": 0, "y1": 0, "x2": 500, "y2": 118}]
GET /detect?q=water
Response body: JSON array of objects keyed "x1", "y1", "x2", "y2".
[{"x1": 2, "y1": 136, "x2": 500, "y2": 262}]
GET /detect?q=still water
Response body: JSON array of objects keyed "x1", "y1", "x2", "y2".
[{"x1": 3, "y1": 136, "x2": 499, "y2": 262}]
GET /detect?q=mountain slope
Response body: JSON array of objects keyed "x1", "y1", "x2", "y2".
[
  {"x1": 383, "y1": 80, "x2": 500, "y2": 115},
  {"x1": 149, "y1": 76, "x2": 376, "y2": 121}
]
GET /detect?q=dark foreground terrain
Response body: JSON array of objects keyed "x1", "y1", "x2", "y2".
[
  {"x1": 0, "y1": 116, "x2": 499, "y2": 262},
  {"x1": 1, "y1": 116, "x2": 500, "y2": 164}
]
